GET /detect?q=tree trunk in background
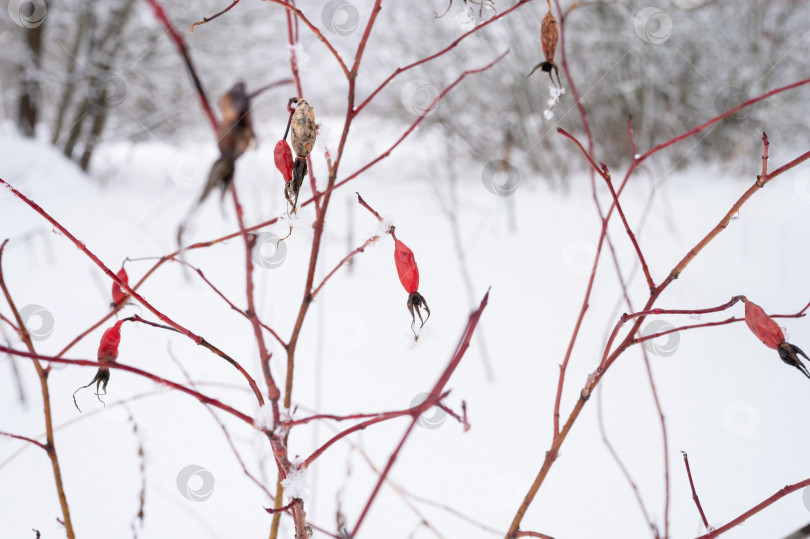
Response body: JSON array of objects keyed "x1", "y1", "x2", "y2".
[
  {"x1": 58, "y1": 0, "x2": 135, "y2": 171},
  {"x1": 52, "y1": 7, "x2": 90, "y2": 145},
  {"x1": 17, "y1": 8, "x2": 46, "y2": 137},
  {"x1": 79, "y1": 83, "x2": 110, "y2": 171},
  {"x1": 74, "y1": 0, "x2": 136, "y2": 171}
]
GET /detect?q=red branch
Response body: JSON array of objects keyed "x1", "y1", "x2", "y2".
[
  {"x1": 0, "y1": 345, "x2": 254, "y2": 425},
  {"x1": 305, "y1": 50, "x2": 510, "y2": 207},
  {"x1": 310, "y1": 235, "x2": 380, "y2": 299},
  {"x1": 231, "y1": 188, "x2": 281, "y2": 416},
  {"x1": 557, "y1": 128, "x2": 655, "y2": 291},
  {"x1": 351, "y1": 290, "x2": 490, "y2": 536},
  {"x1": 681, "y1": 452, "x2": 710, "y2": 531},
  {"x1": 0, "y1": 430, "x2": 48, "y2": 451},
  {"x1": 617, "y1": 77, "x2": 810, "y2": 201},
  {"x1": 694, "y1": 478, "x2": 810, "y2": 539},
  {"x1": 264, "y1": 0, "x2": 350, "y2": 77},
  {"x1": 145, "y1": 0, "x2": 218, "y2": 132},
  {"x1": 354, "y1": 0, "x2": 534, "y2": 115},
  {"x1": 0, "y1": 177, "x2": 265, "y2": 404},
  {"x1": 356, "y1": 192, "x2": 384, "y2": 222},
  {"x1": 130, "y1": 256, "x2": 287, "y2": 348}
]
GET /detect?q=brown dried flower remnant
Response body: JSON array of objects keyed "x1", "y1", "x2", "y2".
[
  {"x1": 528, "y1": 1, "x2": 561, "y2": 88},
  {"x1": 199, "y1": 82, "x2": 257, "y2": 204},
  {"x1": 286, "y1": 97, "x2": 316, "y2": 212}
]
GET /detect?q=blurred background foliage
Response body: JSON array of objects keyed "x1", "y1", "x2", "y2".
[{"x1": 1, "y1": 0, "x2": 808, "y2": 182}]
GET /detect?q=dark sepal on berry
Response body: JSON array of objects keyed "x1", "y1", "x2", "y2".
[
  {"x1": 407, "y1": 291, "x2": 430, "y2": 337},
  {"x1": 777, "y1": 341, "x2": 810, "y2": 380}
]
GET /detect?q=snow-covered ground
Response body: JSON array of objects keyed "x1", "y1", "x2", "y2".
[{"x1": 2, "y1": 121, "x2": 810, "y2": 539}]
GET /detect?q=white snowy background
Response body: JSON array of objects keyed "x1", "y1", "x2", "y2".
[{"x1": 2, "y1": 1, "x2": 810, "y2": 539}]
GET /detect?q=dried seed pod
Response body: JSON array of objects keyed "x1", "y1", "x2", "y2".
[
  {"x1": 285, "y1": 158, "x2": 307, "y2": 212},
  {"x1": 285, "y1": 97, "x2": 316, "y2": 212},
  {"x1": 743, "y1": 297, "x2": 810, "y2": 381},
  {"x1": 289, "y1": 98, "x2": 316, "y2": 159},
  {"x1": 199, "y1": 82, "x2": 256, "y2": 204},
  {"x1": 528, "y1": 4, "x2": 561, "y2": 88}
]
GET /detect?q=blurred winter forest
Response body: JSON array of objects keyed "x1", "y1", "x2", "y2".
[{"x1": 2, "y1": 0, "x2": 808, "y2": 183}]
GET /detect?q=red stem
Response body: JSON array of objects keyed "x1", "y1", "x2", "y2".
[
  {"x1": 694, "y1": 478, "x2": 810, "y2": 539},
  {"x1": 232, "y1": 188, "x2": 280, "y2": 416},
  {"x1": 304, "y1": 50, "x2": 510, "y2": 207},
  {"x1": 681, "y1": 452, "x2": 710, "y2": 530},
  {"x1": 597, "y1": 383, "x2": 658, "y2": 538},
  {"x1": 617, "y1": 77, "x2": 810, "y2": 201},
  {"x1": 552, "y1": 218, "x2": 607, "y2": 436},
  {"x1": 354, "y1": 0, "x2": 534, "y2": 115},
  {"x1": 0, "y1": 431, "x2": 48, "y2": 451},
  {"x1": 264, "y1": 0, "x2": 350, "y2": 77},
  {"x1": 145, "y1": 0, "x2": 218, "y2": 132},
  {"x1": 310, "y1": 235, "x2": 380, "y2": 299},
  {"x1": 0, "y1": 177, "x2": 265, "y2": 405},
  {"x1": 0, "y1": 345, "x2": 254, "y2": 424},
  {"x1": 351, "y1": 291, "x2": 489, "y2": 536},
  {"x1": 557, "y1": 128, "x2": 655, "y2": 291},
  {"x1": 144, "y1": 256, "x2": 287, "y2": 348},
  {"x1": 356, "y1": 192, "x2": 384, "y2": 222}
]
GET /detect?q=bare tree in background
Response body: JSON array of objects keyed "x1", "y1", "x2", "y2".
[{"x1": 16, "y1": 1, "x2": 47, "y2": 137}]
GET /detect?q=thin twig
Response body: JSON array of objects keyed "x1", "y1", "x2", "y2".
[
  {"x1": 0, "y1": 240, "x2": 75, "y2": 539},
  {"x1": 190, "y1": 0, "x2": 241, "y2": 33},
  {"x1": 0, "y1": 178, "x2": 265, "y2": 405},
  {"x1": 352, "y1": 291, "x2": 489, "y2": 536},
  {"x1": 145, "y1": 0, "x2": 218, "y2": 132},
  {"x1": 597, "y1": 385, "x2": 658, "y2": 538},
  {"x1": 0, "y1": 344, "x2": 255, "y2": 425},
  {"x1": 694, "y1": 478, "x2": 810, "y2": 539},
  {"x1": 0, "y1": 431, "x2": 48, "y2": 451},
  {"x1": 681, "y1": 452, "x2": 710, "y2": 531},
  {"x1": 505, "y1": 131, "x2": 810, "y2": 539},
  {"x1": 310, "y1": 235, "x2": 381, "y2": 299}
]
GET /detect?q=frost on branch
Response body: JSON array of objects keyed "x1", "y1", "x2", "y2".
[
  {"x1": 544, "y1": 85, "x2": 565, "y2": 120},
  {"x1": 455, "y1": 5, "x2": 476, "y2": 31},
  {"x1": 254, "y1": 404, "x2": 275, "y2": 432},
  {"x1": 282, "y1": 458, "x2": 310, "y2": 503}
]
